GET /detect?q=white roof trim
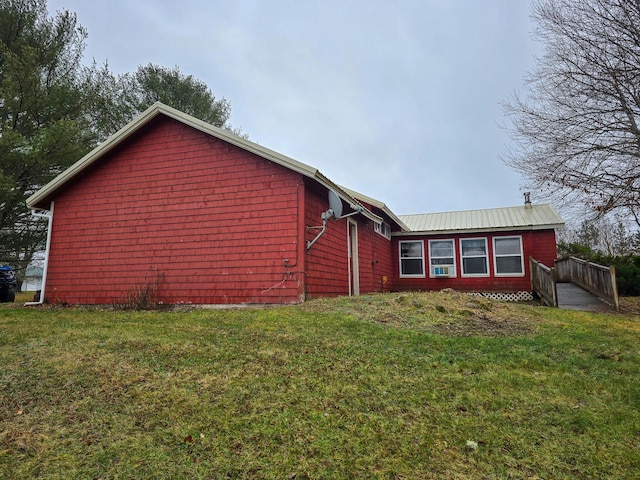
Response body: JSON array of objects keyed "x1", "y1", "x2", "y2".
[
  {"x1": 339, "y1": 186, "x2": 409, "y2": 231},
  {"x1": 26, "y1": 103, "x2": 381, "y2": 223}
]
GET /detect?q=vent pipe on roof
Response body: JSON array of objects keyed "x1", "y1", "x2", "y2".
[{"x1": 524, "y1": 192, "x2": 532, "y2": 208}]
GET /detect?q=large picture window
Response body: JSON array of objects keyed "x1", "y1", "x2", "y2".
[
  {"x1": 428, "y1": 239, "x2": 455, "y2": 277},
  {"x1": 460, "y1": 238, "x2": 488, "y2": 276},
  {"x1": 399, "y1": 240, "x2": 425, "y2": 277},
  {"x1": 493, "y1": 236, "x2": 524, "y2": 276}
]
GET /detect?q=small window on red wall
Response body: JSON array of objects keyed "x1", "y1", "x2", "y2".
[{"x1": 493, "y1": 236, "x2": 524, "y2": 276}]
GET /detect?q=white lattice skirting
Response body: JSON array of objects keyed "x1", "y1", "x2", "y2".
[{"x1": 467, "y1": 291, "x2": 534, "y2": 302}]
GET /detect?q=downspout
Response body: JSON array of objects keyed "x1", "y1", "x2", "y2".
[
  {"x1": 297, "y1": 180, "x2": 306, "y2": 302},
  {"x1": 25, "y1": 201, "x2": 54, "y2": 306}
]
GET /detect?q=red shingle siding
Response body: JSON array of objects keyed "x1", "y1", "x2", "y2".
[
  {"x1": 360, "y1": 220, "x2": 395, "y2": 293},
  {"x1": 304, "y1": 186, "x2": 350, "y2": 297},
  {"x1": 393, "y1": 229, "x2": 557, "y2": 293},
  {"x1": 355, "y1": 205, "x2": 396, "y2": 293},
  {"x1": 303, "y1": 187, "x2": 396, "y2": 298},
  {"x1": 46, "y1": 117, "x2": 304, "y2": 305},
  {"x1": 525, "y1": 229, "x2": 557, "y2": 267}
]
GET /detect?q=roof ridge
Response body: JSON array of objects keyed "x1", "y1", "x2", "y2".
[{"x1": 26, "y1": 102, "x2": 382, "y2": 224}]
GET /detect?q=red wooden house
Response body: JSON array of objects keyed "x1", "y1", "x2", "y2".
[
  {"x1": 394, "y1": 204, "x2": 562, "y2": 300},
  {"x1": 26, "y1": 103, "x2": 563, "y2": 305}
]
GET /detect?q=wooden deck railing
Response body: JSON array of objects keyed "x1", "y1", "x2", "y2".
[
  {"x1": 554, "y1": 256, "x2": 619, "y2": 311},
  {"x1": 529, "y1": 257, "x2": 557, "y2": 307}
]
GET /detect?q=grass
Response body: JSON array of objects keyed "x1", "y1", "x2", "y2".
[{"x1": 1, "y1": 291, "x2": 639, "y2": 479}]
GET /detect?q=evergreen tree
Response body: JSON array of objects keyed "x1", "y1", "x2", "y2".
[
  {"x1": 0, "y1": 0, "x2": 109, "y2": 277},
  {"x1": 120, "y1": 63, "x2": 231, "y2": 128},
  {"x1": 0, "y1": 2, "x2": 239, "y2": 283}
]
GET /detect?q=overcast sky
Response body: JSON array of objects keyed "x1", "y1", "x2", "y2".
[{"x1": 47, "y1": 0, "x2": 540, "y2": 216}]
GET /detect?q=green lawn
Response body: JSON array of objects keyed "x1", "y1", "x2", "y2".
[{"x1": 1, "y1": 292, "x2": 639, "y2": 479}]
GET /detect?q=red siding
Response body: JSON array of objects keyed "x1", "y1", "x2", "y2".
[
  {"x1": 304, "y1": 185, "x2": 350, "y2": 297},
  {"x1": 46, "y1": 117, "x2": 305, "y2": 305},
  {"x1": 356, "y1": 220, "x2": 395, "y2": 293},
  {"x1": 355, "y1": 203, "x2": 396, "y2": 293},
  {"x1": 393, "y1": 229, "x2": 557, "y2": 293},
  {"x1": 303, "y1": 186, "x2": 395, "y2": 298}
]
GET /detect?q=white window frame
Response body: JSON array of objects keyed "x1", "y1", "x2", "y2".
[
  {"x1": 493, "y1": 235, "x2": 525, "y2": 277},
  {"x1": 374, "y1": 221, "x2": 391, "y2": 240},
  {"x1": 428, "y1": 239, "x2": 456, "y2": 278},
  {"x1": 399, "y1": 240, "x2": 425, "y2": 278},
  {"x1": 460, "y1": 237, "x2": 489, "y2": 277}
]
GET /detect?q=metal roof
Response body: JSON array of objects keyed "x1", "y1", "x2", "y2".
[
  {"x1": 26, "y1": 103, "x2": 382, "y2": 224},
  {"x1": 338, "y1": 186, "x2": 409, "y2": 231},
  {"x1": 397, "y1": 204, "x2": 564, "y2": 235}
]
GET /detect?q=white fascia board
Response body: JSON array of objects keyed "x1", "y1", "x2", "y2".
[
  {"x1": 160, "y1": 105, "x2": 381, "y2": 223},
  {"x1": 339, "y1": 185, "x2": 409, "y2": 231},
  {"x1": 315, "y1": 174, "x2": 382, "y2": 224},
  {"x1": 158, "y1": 103, "x2": 320, "y2": 179},
  {"x1": 27, "y1": 103, "x2": 167, "y2": 208},
  {"x1": 26, "y1": 102, "x2": 380, "y2": 225}
]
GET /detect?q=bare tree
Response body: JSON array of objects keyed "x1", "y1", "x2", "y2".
[
  {"x1": 503, "y1": 0, "x2": 640, "y2": 225},
  {"x1": 558, "y1": 217, "x2": 640, "y2": 255}
]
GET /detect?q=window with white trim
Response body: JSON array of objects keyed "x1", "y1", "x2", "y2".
[
  {"x1": 374, "y1": 221, "x2": 391, "y2": 240},
  {"x1": 493, "y1": 236, "x2": 524, "y2": 276},
  {"x1": 428, "y1": 239, "x2": 456, "y2": 277},
  {"x1": 460, "y1": 238, "x2": 488, "y2": 276},
  {"x1": 399, "y1": 240, "x2": 425, "y2": 277}
]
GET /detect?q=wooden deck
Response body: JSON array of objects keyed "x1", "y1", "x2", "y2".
[{"x1": 556, "y1": 283, "x2": 615, "y2": 312}]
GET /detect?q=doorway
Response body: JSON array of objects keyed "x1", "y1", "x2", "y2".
[{"x1": 348, "y1": 220, "x2": 360, "y2": 296}]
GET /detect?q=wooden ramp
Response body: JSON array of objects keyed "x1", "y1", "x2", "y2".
[
  {"x1": 530, "y1": 256, "x2": 619, "y2": 312},
  {"x1": 556, "y1": 283, "x2": 615, "y2": 313}
]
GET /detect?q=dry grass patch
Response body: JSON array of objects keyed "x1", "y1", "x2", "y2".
[
  {"x1": 301, "y1": 290, "x2": 540, "y2": 337},
  {"x1": 620, "y1": 296, "x2": 640, "y2": 315}
]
